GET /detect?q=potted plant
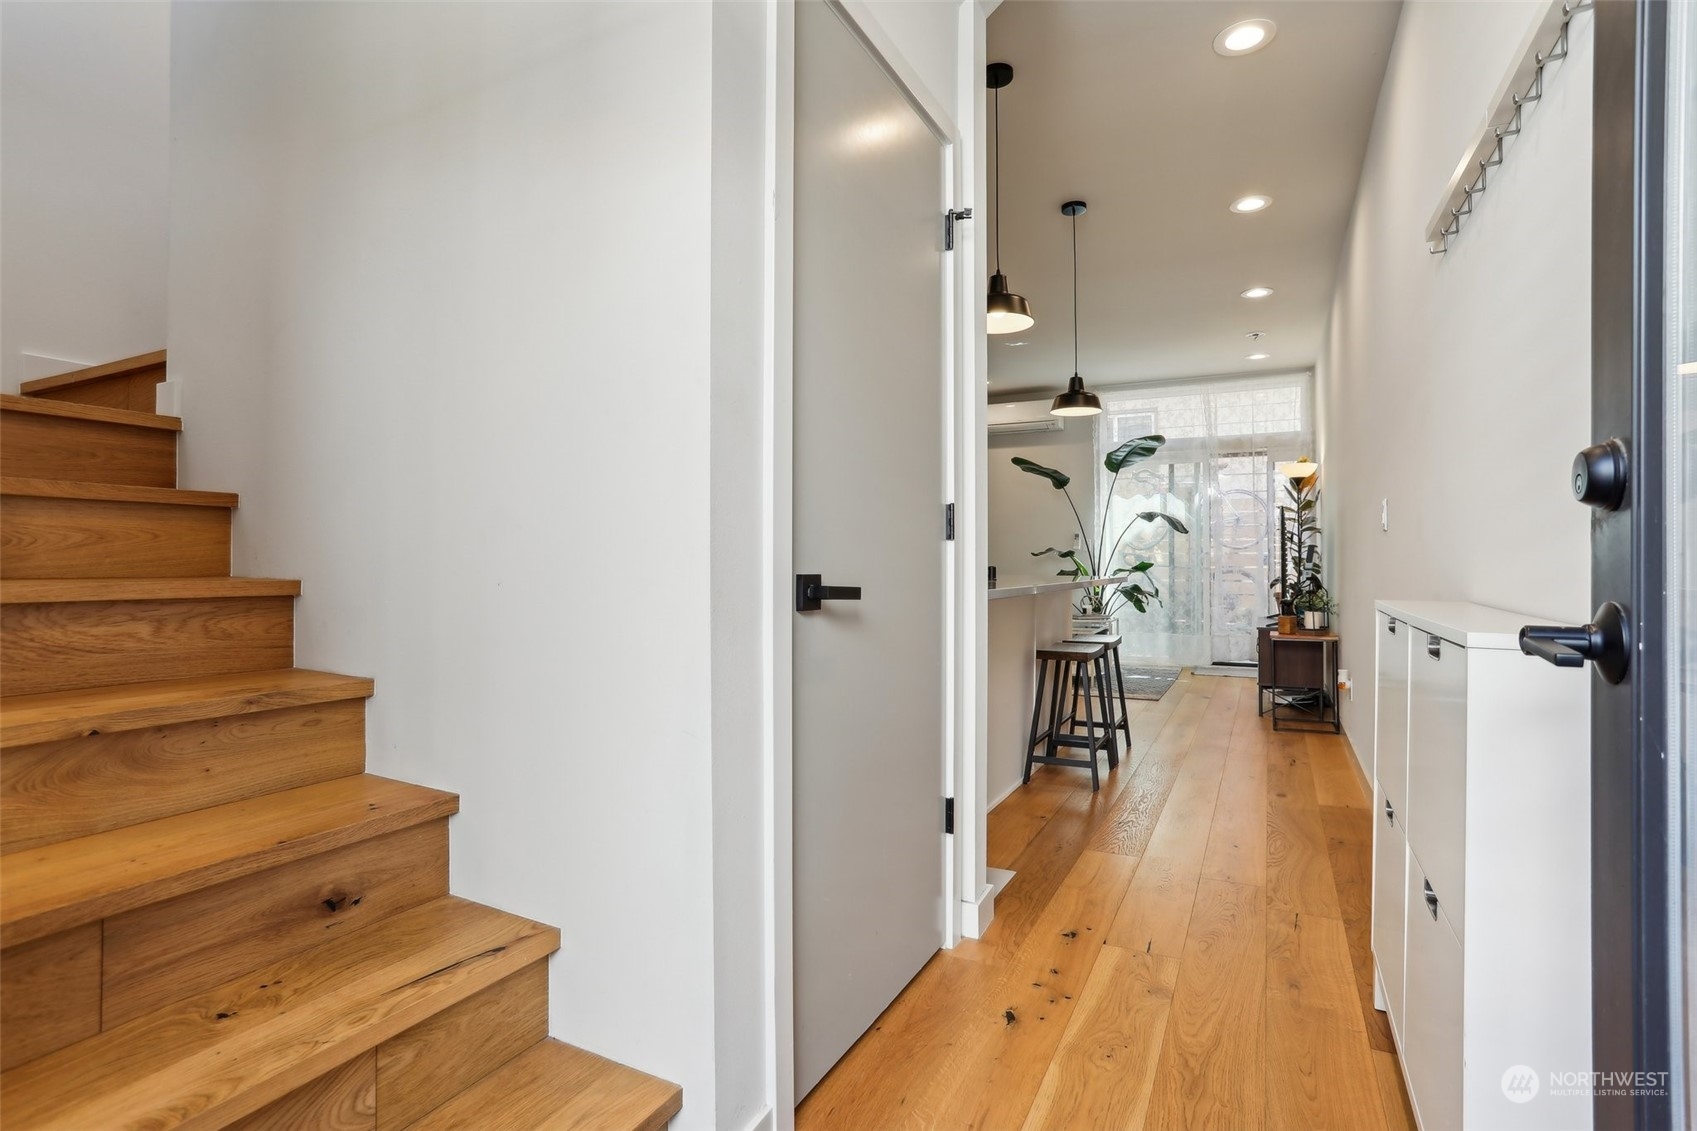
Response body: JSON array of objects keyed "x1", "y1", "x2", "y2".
[
  {"x1": 1274, "y1": 459, "x2": 1328, "y2": 631},
  {"x1": 1012, "y1": 434, "x2": 1188, "y2": 635},
  {"x1": 1295, "y1": 587, "x2": 1334, "y2": 631}
]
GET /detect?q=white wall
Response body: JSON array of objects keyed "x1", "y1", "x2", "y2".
[
  {"x1": 1317, "y1": 1, "x2": 1593, "y2": 771},
  {"x1": 989, "y1": 420, "x2": 1096, "y2": 580},
  {"x1": 1, "y1": 1, "x2": 169, "y2": 388},
  {"x1": 167, "y1": 4, "x2": 980, "y2": 1127},
  {"x1": 167, "y1": 4, "x2": 745, "y2": 1126}
]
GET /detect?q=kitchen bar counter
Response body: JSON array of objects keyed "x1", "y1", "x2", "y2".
[
  {"x1": 985, "y1": 575, "x2": 1127, "y2": 824},
  {"x1": 987, "y1": 574, "x2": 1129, "y2": 600}
]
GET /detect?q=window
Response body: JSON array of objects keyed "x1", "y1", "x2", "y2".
[{"x1": 1094, "y1": 373, "x2": 1313, "y2": 666}]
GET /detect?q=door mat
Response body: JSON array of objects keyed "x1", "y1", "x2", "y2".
[{"x1": 1123, "y1": 666, "x2": 1182, "y2": 701}]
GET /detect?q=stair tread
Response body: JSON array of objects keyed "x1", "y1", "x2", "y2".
[
  {"x1": 0, "y1": 477, "x2": 236, "y2": 508},
  {"x1": 0, "y1": 895, "x2": 559, "y2": 1131},
  {"x1": 0, "y1": 773, "x2": 456, "y2": 947},
  {"x1": 0, "y1": 668, "x2": 373, "y2": 749},
  {"x1": 404, "y1": 1038, "x2": 683, "y2": 1131},
  {"x1": 0, "y1": 393, "x2": 180, "y2": 432},
  {"x1": 18, "y1": 351, "x2": 167, "y2": 398},
  {"x1": 0, "y1": 577, "x2": 299, "y2": 604}
]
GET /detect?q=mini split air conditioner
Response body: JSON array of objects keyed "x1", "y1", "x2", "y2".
[{"x1": 987, "y1": 399, "x2": 1063, "y2": 435}]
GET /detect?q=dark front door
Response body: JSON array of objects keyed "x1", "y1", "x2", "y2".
[{"x1": 1519, "y1": 2, "x2": 1690, "y2": 1125}]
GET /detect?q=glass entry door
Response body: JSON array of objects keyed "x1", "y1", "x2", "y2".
[{"x1": 1210, "y1": 452, "x2": 1275, "y2": 664}]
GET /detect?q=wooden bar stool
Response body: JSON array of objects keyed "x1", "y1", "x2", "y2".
[
  {"x1": 1023, "y1": 640, "x2": 1118, "y2": 791},
  {"x1": 1066, "y1": 629, "x2": 1131, "y2": 755}
]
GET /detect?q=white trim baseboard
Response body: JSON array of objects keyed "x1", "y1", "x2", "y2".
[{"x1": 960, "y1": 882, "x2": 995, "y2": 938}]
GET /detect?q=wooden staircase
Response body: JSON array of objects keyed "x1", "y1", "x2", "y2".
[{"x1": 0, "y1": 353, "x2": 682, "y2": 1130}]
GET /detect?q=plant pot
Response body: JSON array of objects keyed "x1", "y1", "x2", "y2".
[
  {"x1": 1071, "y1": 614, "x2": 1115, "y2": 638},
  {"x1": 1303, "y1": 610, "x2": 1327, "y2": 630},
  {"x1": 1277, "y1": 614, "x2": 1299, "y2": 635}
]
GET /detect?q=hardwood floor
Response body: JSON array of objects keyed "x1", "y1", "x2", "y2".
[{"x1": 797, "y1": 673, "x2": 1415, "y2": 1131}]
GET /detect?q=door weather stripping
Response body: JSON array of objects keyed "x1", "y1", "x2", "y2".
[{"x1": 944, "y1": 208, "x2": 973, "y2": 251}]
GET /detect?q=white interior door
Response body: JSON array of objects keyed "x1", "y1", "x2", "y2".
[{"x1": 792, "y1": 0, "x2": 948, "y2": 1100}]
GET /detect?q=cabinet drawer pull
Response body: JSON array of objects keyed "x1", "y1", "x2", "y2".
[
  {"x1": 1384, "y1": 797, "x2": 1395, "y2": 825},
  {"x1": 1427, "y1": 635, "x2": 1442, "y2": 660},
  {"x1": 1423, "y1": 878, "x2": 1439, "y2": 920},
  {"x1": 1388, "y1": 619, "x2": 1398, "y2": 635}
]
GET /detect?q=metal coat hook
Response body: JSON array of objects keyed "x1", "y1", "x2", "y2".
[{"x1": 1422, "y1": 0, "x2": 1589, "y2": 253}]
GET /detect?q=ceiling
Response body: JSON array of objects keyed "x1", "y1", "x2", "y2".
[{"x1": 985, "y1": 0, "x2": 1402, "y2": 397}]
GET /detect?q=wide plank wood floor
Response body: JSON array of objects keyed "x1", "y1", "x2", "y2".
[{"x1": 797, "y1": 673, "x2": 1415, "y2": 1131}]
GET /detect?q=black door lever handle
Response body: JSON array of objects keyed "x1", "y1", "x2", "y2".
[
  {"x1": 796, "y1": 574, "x2": 863, "y2": 612},
  {"x1": 1519, "y1": 601, "x2": 1630, "y2": 685}
]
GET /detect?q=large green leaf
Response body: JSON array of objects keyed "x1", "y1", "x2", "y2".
[
  {"x1": 1030, "y1": 547, "x2": 1077, "y2": 560},
  {"x1": 1012, "y1": 457, "x2": 1070, "y2": 489},
  {"x1": 1103, "y1": 435, "x2": 1166, "y2": 473},
  {"x1": 1136, "y1": 510, "x2": 1189, "y2": 534}
]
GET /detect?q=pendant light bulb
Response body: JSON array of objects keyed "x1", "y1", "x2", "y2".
[
  {"x1": 986, "y1": 64, "x2": 1033, "y2": 335},
  {"x1": 1052, "y1": 200, "x2": 1102, "y2": 417}
]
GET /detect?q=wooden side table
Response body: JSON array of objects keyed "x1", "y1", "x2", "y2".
[{"x1": 1265, "y1": 629, "x2": 1341, "y2": 733}]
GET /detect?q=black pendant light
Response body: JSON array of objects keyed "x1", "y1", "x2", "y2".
[
  {"x1": 986, "y1": 63, "x2": 1034, "y2": 335},
  {"x1": 1051, "y1": 200, "x2": 1102, "y2": 417}
]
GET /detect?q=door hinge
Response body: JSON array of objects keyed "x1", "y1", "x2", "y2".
[
  {"x1": 944, "y1": 796, "x2": 955, "y2": 835},
  {"x1": 945, "y1": 502, "x2": 956, "y2": 541},
  {"x1": 944, "y1": 208, "x2": 973, "y2": 251}
]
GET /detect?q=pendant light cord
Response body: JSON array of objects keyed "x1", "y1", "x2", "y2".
[
  {"x1": 1071, "y1": 211, "x2": 1080, "y2": 376},
  {"x1": 992, "y1": 86, "x2": 1002, "y2": 274}
]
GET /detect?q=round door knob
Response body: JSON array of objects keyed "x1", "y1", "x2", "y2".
[{"x1": 1572, "y1": 438, "x2": 1627, "y2": 509}]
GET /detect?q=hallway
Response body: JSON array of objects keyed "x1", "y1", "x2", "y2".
[{"x1": 797, "y1": 674, "x2": 1416, "y2": 1130}]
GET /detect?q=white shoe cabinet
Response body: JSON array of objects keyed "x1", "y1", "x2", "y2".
[{"x1": 1371, "y1": 600, "x2": 1592, "y2": 1130}]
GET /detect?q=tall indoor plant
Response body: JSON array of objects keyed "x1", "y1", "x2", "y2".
[
  {"x1": 1274, "y1": 460, "x2": 1326, "y2": 625},
  {"x1": 1013, "y1": 434, "x2": 1188, "y2": 628}
]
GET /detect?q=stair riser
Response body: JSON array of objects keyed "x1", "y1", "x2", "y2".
[
  {"x1": 0, "y1": 898, "x2": 560, "y2": 1129},
  {"x1": 103, "y1": 821, "x2": 450, "y2": 1028},
  {"x1": 1, "y1": 496, "x2": 231, "y2": 579},
  {"x1": 0, "y1": 413, "x2": 175, "y2": 488},
  {"x1": 2, "y1": 699, "x2": 367, "y2": 855},
  {"x1": 377, "y1": 959, "x2": 548, "y2": 1129},
  {"x1": 229, "y1": 1051, "x2": 376, "y2": 1131},
  {"x1": 238, "y1": 960, "x2": 550, "y2": 1131},
  {"x1": 0, "y1": 924, "x2": 100, "y2": 1073},
  {"x1": 0, "y1": 822, "x2": 451, "y2": 1071},
  {"x1": 1, "y1": 596, "x2": 294, "y2": 696},
  {"x1": 26, "y1": 364, "x2": 167, "y2": 414}
]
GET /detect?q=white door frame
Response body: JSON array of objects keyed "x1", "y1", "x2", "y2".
[{"x1": 759, "y1": 1, "x2": 989, "y2": 1124}]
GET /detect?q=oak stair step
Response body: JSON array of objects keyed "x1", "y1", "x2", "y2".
[
  {"x1": 0, "y1": 478, "x2": 234, "y2": 508},
  {"x1": 18, "y1": 350, "x2": 168, "y2": 413},
  {"x1": 0, "y1": 393, "x2": 179, "y2": 431},
  {"x1": 0, "y1": 895, "x2": 560, "y2": 1130},
  {"x1": 0, "y1": 773, "x2": 456, "y2": 948},
  {"x1": 402, "y1": 1038, "x2": 684, "y2": 1131},
  {"x1": 0, "y1": 668, "x2": 373, "y2": 749},
  {"x1": 1, "y1": 577, "x2": 300, "y2": 696},
  {"x1": 0, "y1": 395, "x2": 179, "y2": 489},
  {"x1": 1, "y1": 478, "x2": 237, "y2": 580},
  {"x1": 1, "y1": 668, "x2": 376, "y2": 854},
  {"x1": 0, "y1": 577, "x2": 297, "y2": 604}
]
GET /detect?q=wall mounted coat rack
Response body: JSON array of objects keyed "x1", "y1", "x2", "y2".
[{"x1": 1425, "y1": 0, "x2": 1592, "y2": 254}]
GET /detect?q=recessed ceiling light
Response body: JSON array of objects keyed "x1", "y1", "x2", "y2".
[
  {"x1": 1246, "y1": 352, "x2": 1271, "y2": 361},
  {"x1": 1240, "y1": 286, "x2": 1274, "y2": 299},
  {"x1": 1003, "y1": 340, "x2": 1028, "y2": 347},
  {"x1": 1230, "y1": 195, "x2": 1273, "y2": 214},
  {"x1": 1214, "y1": 19, "x2": 1277, "y2": 57}
]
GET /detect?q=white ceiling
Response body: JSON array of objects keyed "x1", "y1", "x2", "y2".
[{"x1": 985, "y1": 0, "x2": 1402, "y2": 396}]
